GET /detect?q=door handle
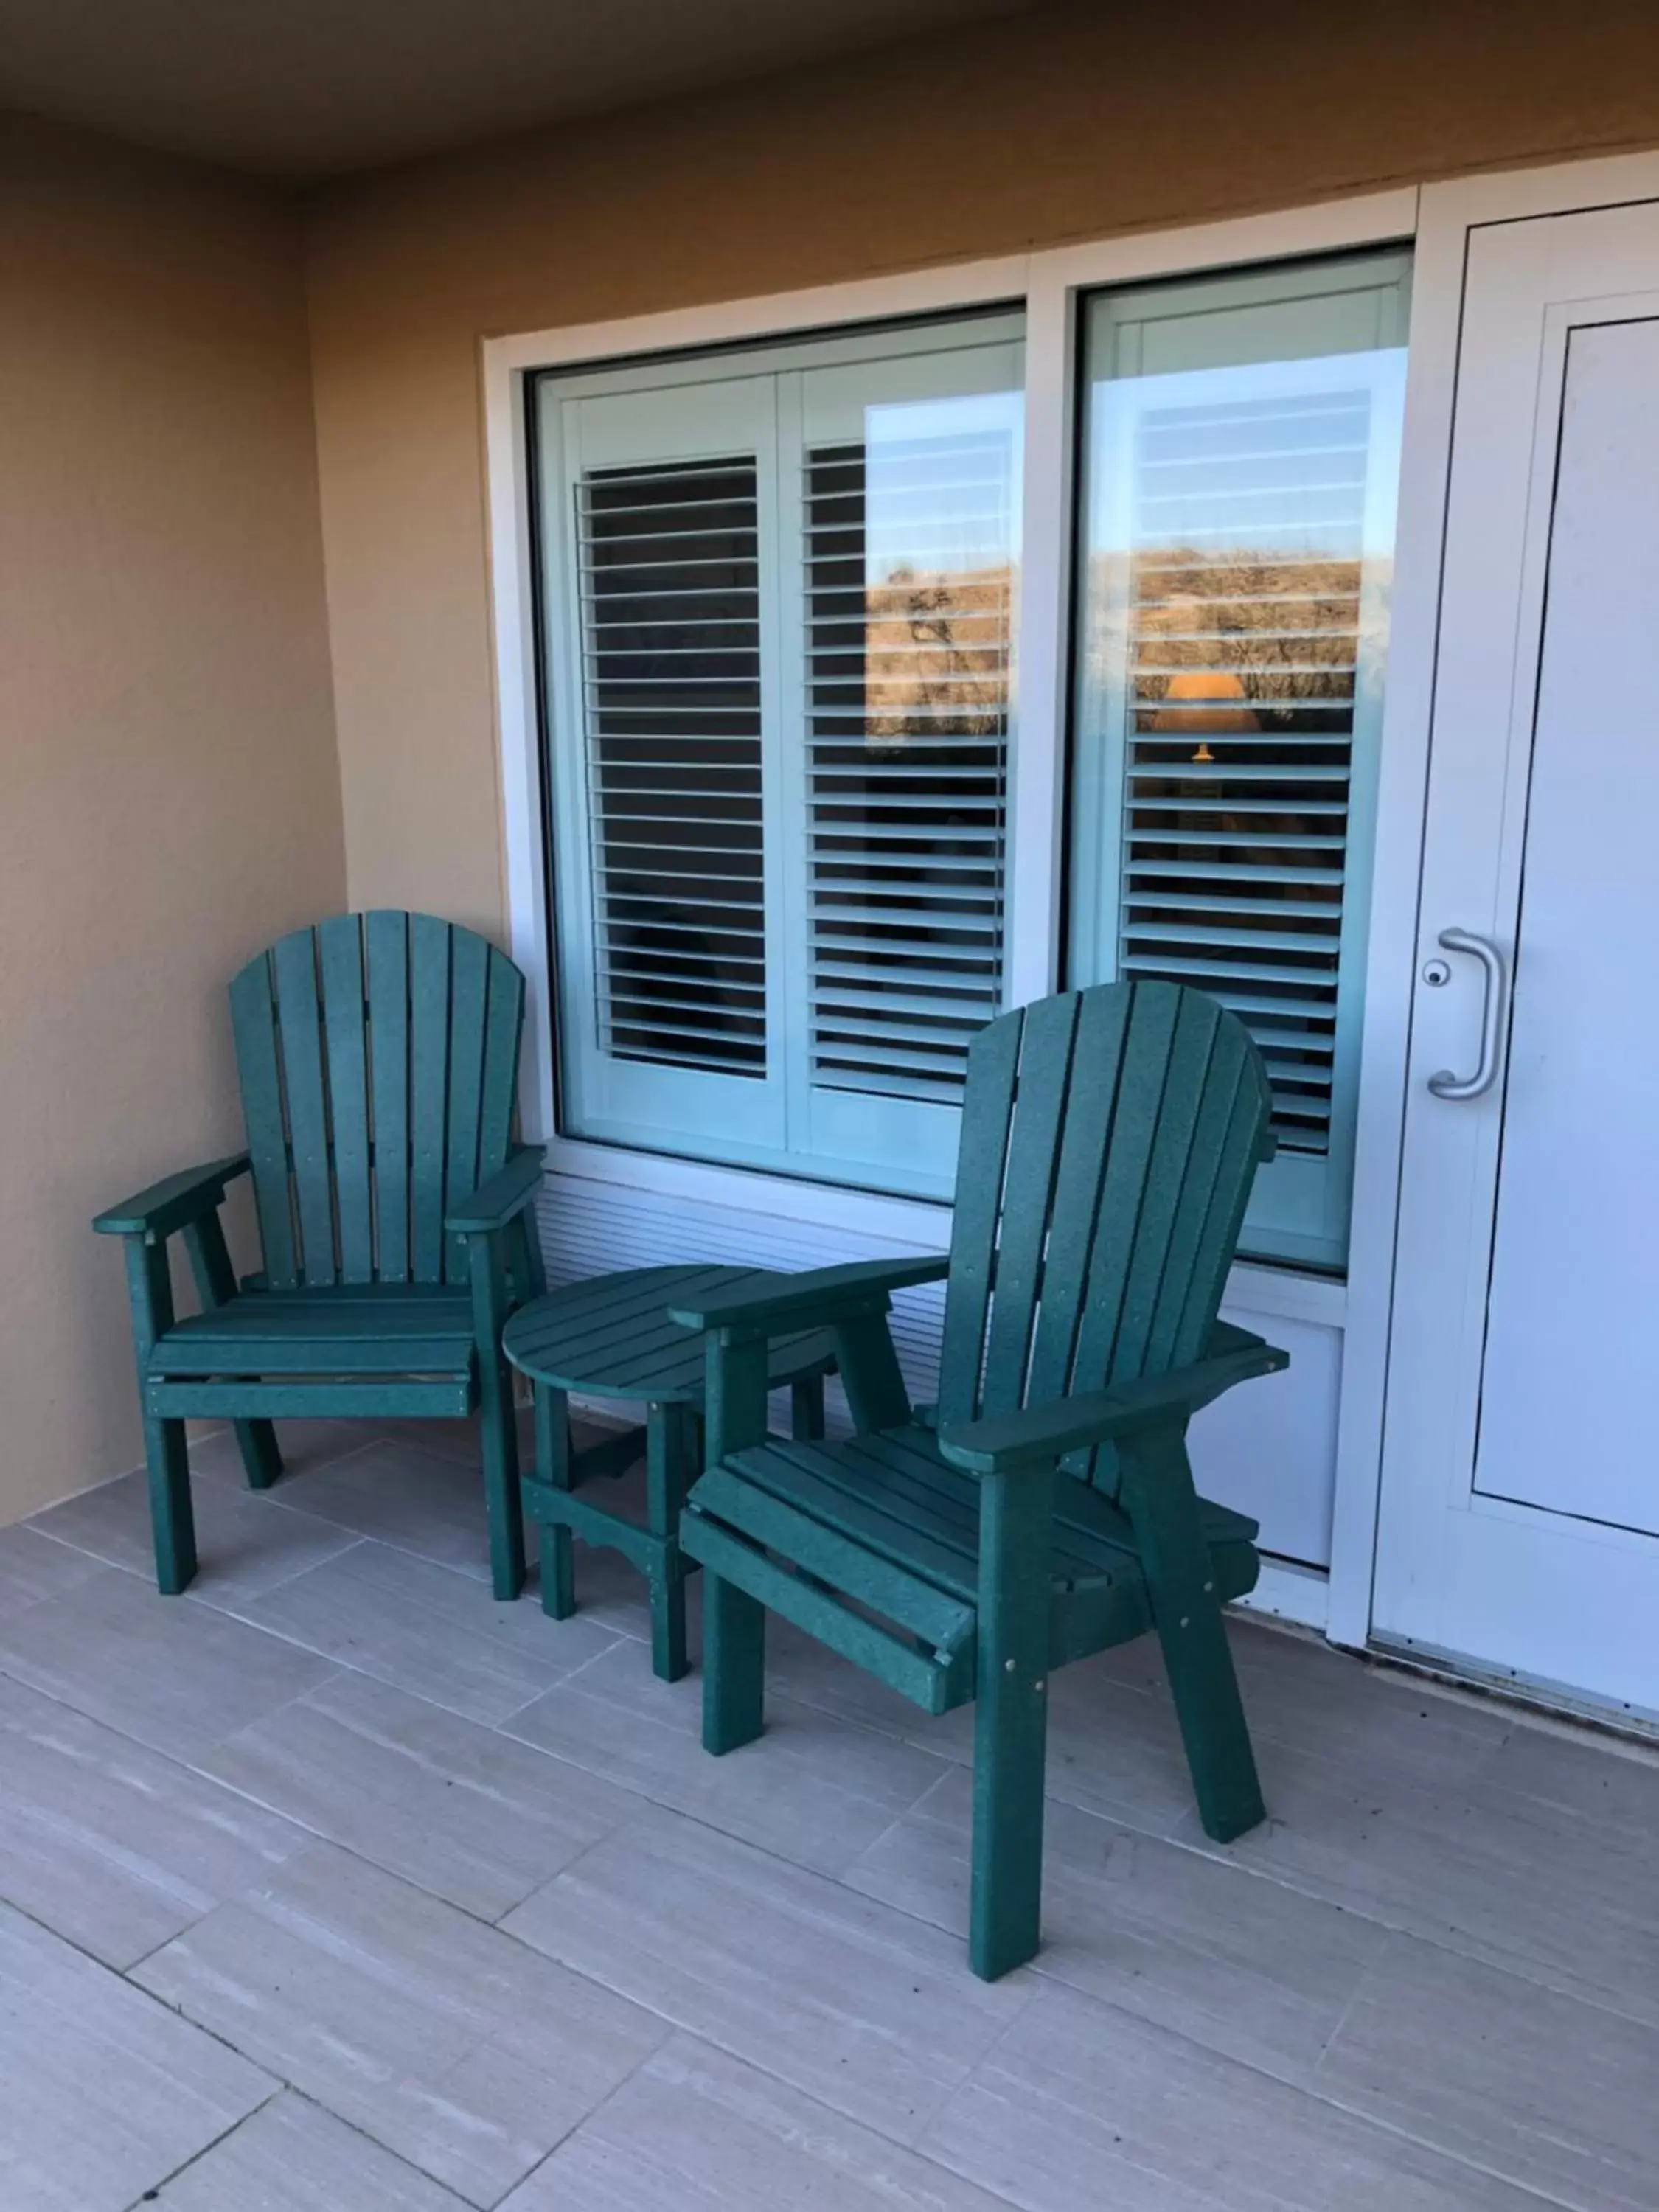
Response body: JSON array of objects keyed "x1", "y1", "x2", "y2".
[{"x1": 1427, "y1": 928, "x2": 1508, "y2": 1100}]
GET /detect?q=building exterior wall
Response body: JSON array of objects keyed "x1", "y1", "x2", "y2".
[
  {"x1": 1, "y1": 119, "x2": 344, "y2": 1520},
  {"x1": 305, "y1": 0, "x2": 1659, "y2": 933}
]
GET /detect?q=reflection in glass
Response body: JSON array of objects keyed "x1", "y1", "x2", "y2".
[
  {"x1": 806, "y1": 391, "x2": 1021, "y2": 1102},
  {"x1": 1071, "y1": 256, "x2": 1409, "y2": 1267}
]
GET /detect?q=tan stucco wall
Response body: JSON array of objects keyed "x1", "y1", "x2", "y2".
[
  {"x1": 305, "y1": 0, "x2": 1659, "y2": 936},
  {"x1": 1, "y1": 119, "x2": 344, "y2": 1520}
]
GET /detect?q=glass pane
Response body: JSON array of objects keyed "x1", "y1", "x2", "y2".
[
  {"x1": 1069, "y1": 252, "x2": 1410, "y2": 1270},
  {"x1": 804, "y1": 383, "x2": 1022, "y2": 1105}
]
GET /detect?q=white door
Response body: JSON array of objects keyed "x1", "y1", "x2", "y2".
[{"x1": 1374, "y1": 201, "x2": 1659, "y2": 1721}]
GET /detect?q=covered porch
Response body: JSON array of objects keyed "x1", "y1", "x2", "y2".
[
  {"x1": 8, "y1": 0, "x2": 1659, "y2": 2204},
  {"x1": 3, "y1": 1413, "x2": 1653, "y2": 2208}
]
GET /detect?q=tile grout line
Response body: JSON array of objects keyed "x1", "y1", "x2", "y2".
[
  {"x1": 7, "y1": 1843, "x2": 1578, "y2": 2212},
  {"x1": 20, "y1": 1561, "x2": 1645, "y2": 2052},
  {"x1": 114, "y1": 2085, "x2": 287, "y2": 2212},
  {"x1": 4, "y1": 1571, "x2": 1654, "y2": 2052},
  {"x1": 473, "y1": 2023, "x2": 678, "y2": 2212},
  {"x1": 1290, "y1": 2080, "x2": 1607, "y2": 2212},
  {"x1": 3, "y1": 1558, "x2": 1652, "y2": 2200},
  {"x1": 12, "y1": 1435, "x2": 1659, "y2": 2155},
  {"x1": 1143, "y1": 1816, "x2": 1659, "y2": 2037}
]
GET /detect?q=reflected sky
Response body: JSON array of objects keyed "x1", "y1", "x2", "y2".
[{"x1": 862, "y1": 389, "x2": 1023, "y2": 583}]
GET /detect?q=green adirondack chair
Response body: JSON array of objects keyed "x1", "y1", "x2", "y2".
[
  {"x1": 673, "y1": 980, "x2": 1290, "y2": 1980},
  {"x1": 93, "y1": 912, "x2": 545, "y2": 1601}
]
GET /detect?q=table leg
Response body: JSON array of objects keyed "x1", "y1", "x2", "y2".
[
  {"x1": 645, "y1": 1401, "x2": 689, "y2": 1683},
  {"x1": 535, "y1": 1383, "x2": 576, "y2": 1621}
]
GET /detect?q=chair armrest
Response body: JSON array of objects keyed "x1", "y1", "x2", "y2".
[
  {"x1": 92, "y1": 1154, "x2": 250, "y2": 1240},
  {"x1": 668, "y1": 1253, "x2": 950, "y2": 1338},
  {"x1": 445, "y1": 1145, "x2": 546, "y2": 1234},
  {"x1": 937, "y1": 1326, "x2": 1289, "y2": 1475}
]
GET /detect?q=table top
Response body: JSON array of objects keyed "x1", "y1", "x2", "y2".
[{"x1": 502, "y1": 1264, "x2": 837, "y2": 1403}]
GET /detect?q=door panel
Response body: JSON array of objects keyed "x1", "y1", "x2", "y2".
[
  {"x1": 1374, "y1": 203, "x2": 1659, "y2": 1718},
  {"x1": 1474, "y1": 319, "x2": 1659, "y2": 1537}
]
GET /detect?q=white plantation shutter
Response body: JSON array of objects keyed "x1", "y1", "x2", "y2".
[
  {"x1": 577, "y1": 456, "x2": 768, "y2": 1079},
  {"x1": 1072, "y1": 254, "x2": 1411, "y2": 1270},
  {"x1": 538, "y1": 317, "x2": 1023, "y2": 1198}
]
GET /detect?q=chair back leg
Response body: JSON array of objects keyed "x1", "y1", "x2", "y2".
[
  {"x1": 969, "y1": 1467, "x2": 1054, "y2": 1980},
  {"x1": 233, "y1": 1419, "x2": 283, "y2": 1490},
  {"x1": 181, "y1": 1214, "x2": 282, "y2": 1492},
  {"x1": 1119, "y1": 1425, "x2": 1265, "y2": 1843},
  {"x1": 644, "y1": 1404, "x2": 690, "y2": 1683},
  {"x1": 470, "y1": 1234, "x2": 526, "y2": 1601}
]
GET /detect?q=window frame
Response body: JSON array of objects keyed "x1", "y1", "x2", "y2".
[
  {"x1": 486, "y1": 189, "x2": 1418, "y2": 1262},
  {"x1": 1066, "y1": 249, "x2": 1414, "y2": 1271},
  {"x1": 531, "y1": 310, "x2": 1027, "y2": 1199}
]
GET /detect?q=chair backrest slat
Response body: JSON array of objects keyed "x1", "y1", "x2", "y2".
[
  {"x1": 978, "y1": 992, "x2": 1079, "y2": 1413},
  {"x1": 1144, "y1": 1014, "x2": 1248, "y2": 1375},
  {"x1": 1109, "y1": 990, "x2": 1221, "y2": 1384},
  {"x1": 479, "y1": 956, "x2": 526, "y2": 1194},
  {"x1": 228, "y1": 954, "x2": 299, "y2": 1289},
  {"x1": 1037, "y1": 983, "x2": 1178, "y2": 1416},
  {"x1": 229, "y1": 912, "x2": 528, "y2": 1292},
  {"x1": 938, "y1": 981, "x2": 1272, "y2": 1437},
  {"x1": 1023, "y1": 985, "x2": 1132, "y2": 1410},
  {"x1": 318, "y1": 916, "x2": 373, "y2": 1283},
  {"x1": 365, "y1": 911, "x2": 411, "y2": 1282},
  {"x1": 408, "y1": 914, "x2": 455, "y2": 1284},
  {"x1": 1175, "y1": 1055, "x2": 1272, "y2": 1364},
  {"x1": 442, "y1": 928, "x2": 490, "y2": 1285},
  {"x1": 271, "y1": 928, "x2": 337, "y2": 1287},
  {"x1": 936, "y1": 1011, "x2": 1021, "y2": 1423}
]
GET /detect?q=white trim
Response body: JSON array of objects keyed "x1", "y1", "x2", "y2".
[
  {"x1": 1413, "y1": 148, "x2": 1659, "y2": 229},
  {"x1": 543, "y1": 1133, "x2": 955, "y2": 1250},
  {"x1": 1003, "y1": 272, "x2": 1073, "y2": 1004},
  {"x1": 1238, "y1": 1557, "x2": 1329, "y2": 1635},
  {"x1": 484, "y1": 353, "x2": 557, "y2": 1144},
  {"x1": 1324, "y1": 185, "x2": 1452, "y2": 1647},
  {"x1": 1023, "y1": 189, "x2": 1416, "y2": 292},
  {"x1": 485, "y1": 256, "x2": 1032, "y2": 378}
]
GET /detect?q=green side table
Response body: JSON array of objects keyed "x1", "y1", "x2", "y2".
[{"x1": 504, "y1": 1265, "x2": 837, "y2": 1682}]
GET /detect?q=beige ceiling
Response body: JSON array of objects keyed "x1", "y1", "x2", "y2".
[{"x1": 0, "y1": 0, "x2": 1028, "y2": 181}]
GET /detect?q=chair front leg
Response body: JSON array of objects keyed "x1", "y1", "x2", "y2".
[
  {"x1": 1117, "y1": 1421, "x2": 1264, "y2": 1844},
  {"x1": 467, "y1": 1227, "x2": 526, "y2": 1601},
  {"x1": 122, "y1": 1237, "x2": 197, "y2": 1594},
  {"x1": 970, "y1": 1464, "x2": 1054, "y2": 1980}
]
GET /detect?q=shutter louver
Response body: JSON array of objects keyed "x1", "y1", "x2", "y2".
[
  {"x1": 577, "y1": 457, "x2": 767, "y2": 1078},
  {"x1": 803, "y1": 423, "x2": 1013, "y2": 1105},
  {"x1": 1116, "y1": 389, "x2": 1371, "y2": 1151}
]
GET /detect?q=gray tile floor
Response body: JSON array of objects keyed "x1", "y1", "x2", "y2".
[{"x1": 4, "y1": 1417, "x2": 1658, "y2": 2211}]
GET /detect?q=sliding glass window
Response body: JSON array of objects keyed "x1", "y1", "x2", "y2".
[{"x1": 1068, "y1": 251, "x2": 1411, "y2": 1270}]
